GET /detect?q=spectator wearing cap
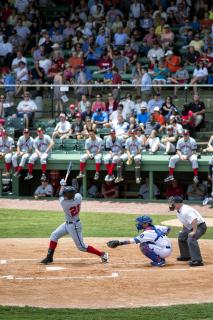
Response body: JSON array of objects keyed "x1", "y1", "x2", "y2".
[
  {"x1": 0, "y1": 129, "x2": 15, "y2": 176},
  {"x1": 52, "y1": 113, "x2": 71, "y2": 140},
  {"x1": 137, "y1": 103, "x2": 150, "y2": 131},
  {"x1": 104, "y1": 129, "x2": 126, "y2": 183},
  {"x1": 160, "y1": 125, "x2": 177, "y2": 155},
  {"x1": 34, "y1": 177, "x2": 54, "y2": 199},
  {"x1": 25, "y1": 128, "x2": 54, "y2": 181},
  {"x1": 76, "y1": 129, "x2": 103, "y2": 181},
  {"x1": 69, "y1": 113, "x2": 84, "y2": 140},
  {"x1": 147, "y1": 40, "x2": 165, "y2": 62},
  {"x1": 92, "y1": 94, "x2": 106, "y2": 112},
  {"x1": 164, "y1": 129, "x2": 199, "y2": 184},
  {"x1": 147, "y1": 93, "x2": 164, "y2": 114},
  {"x1": 153, "y1": 107, "x2": 165, "y2": 126},
  {"x1": 164, "y1": 50, "x2": 181, "y2": 74},
  {"x1": 12, "y1": 128, "x2": 34, "y2": 177},
  {"x1": 169, "y1": 115, "x2": 183, "y2": 137},
  {"x1": 67, "y1": 104, "x2": 78, "y2": 122},
  {"x1": 15, "y1": 61, "x2": 29, "y2": 96},
  {"x1": 92, "y1": 108, "x2": 108, "y2": 128},
  {"x1": 17, "y1": 91, "x2": 37, "y2": 129},
  {"x1": 160, "y1": 24, "x2": 174, "y2": 49}
]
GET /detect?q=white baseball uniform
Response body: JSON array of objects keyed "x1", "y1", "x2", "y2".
[
  {"x1": 104, "y1": 136, "x2": 125, "y2": 164},
  {"x1": 28, "y1": 134, "x2": 53, "y2": 164},
  {"x1": 34, "y1": 184, "x2": 53, "y2": 196},
  {"x1": 122, "y1": 136, "x2": 142, "y2": 163},
  {"x1": 169, "y1": 137, "x2": 198, "y2": 169},
  {"x1": 80, "y1": 136, "x2": 103, "y2": 163},
  {"x1": 12, "y1": 135, "x2": 34, "y2": 168},
  {"x1": 0, "y1": 136, "x2": 14, "y2": 163}
]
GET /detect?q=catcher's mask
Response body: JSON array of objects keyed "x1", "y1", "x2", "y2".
[
  {"x1": 136, "y1": 215, "x2": 152, "y2": 231},
  {"x1": 63, "y1": 186, "x2": 76, "y2": 199},
  {"x1": 169, "y1": 196, "x2": 183, "y2": 211}
]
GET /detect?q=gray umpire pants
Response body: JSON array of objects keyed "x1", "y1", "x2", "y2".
[{"x1": 178, "y1": 223, "x2": 207, "y2": 262}]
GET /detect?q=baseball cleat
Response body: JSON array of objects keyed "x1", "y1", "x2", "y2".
[
  {"x1": 164, "y1": 175, "x2": 174, "y2": 183},
  {"x1": 177, "y1": 256, "x2": 190, "y2": 261},
  {"x1": 202, "y1": 197, "x2": 210, "y2": 206},
  {"x1": 115, "y1": 176, "x2": 124, "y2": 183},
  {"x1": 108, "y1": 174, "x2": 115, "y2": 182},
  {"x1": 41, "y1": 173, "x2": 47, "y2": 180},
  {"x1": 94, "y1": 172, "x2": 99, "y2": 180},
  {"x1": 189, "y1": 260, "x2": 203, "y2": 267},
  {"x1": 193, "y1": 176, "x2": 199, "y2": 184},
  {"x1": 101, "y1": 252, "x2": 109, "y2": 263},
  {"x1": 24, "y1": 173, "x2": 33, "y2": 180},
  {"x1": 13, "y1": 171, "x2": 21, "y2": 178},
  {"x1": 151, "y1": 259, "x2": 165, "y2": 267},
  {"x1": 40, "y1": 256, "x2": 53, "y2": 264},
  {"x1": 76, "y1": 172, "x2": 85, "y2": 179},
  {"x1": 105, "y1": 174, "x2": 110, "y2": 182}
]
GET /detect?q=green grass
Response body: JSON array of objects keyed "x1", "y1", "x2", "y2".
[
  {"x1": 0, "y1": 208, "x2": 213, "y2": 239},
  {"x1": 0, "y1": 304, "x2": 213, "y2": 320}
]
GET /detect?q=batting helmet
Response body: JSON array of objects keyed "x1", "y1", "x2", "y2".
[
  {"x1": 62, "y1": 186, "x2": 76, "y2": 199},
  {"x1": 136, "y1": 215, "x2": 153, "y2": 231}
]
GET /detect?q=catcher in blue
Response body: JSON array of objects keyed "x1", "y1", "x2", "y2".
[{"x1": 107, "y1": 215, "x2": 172, "y2": 267}]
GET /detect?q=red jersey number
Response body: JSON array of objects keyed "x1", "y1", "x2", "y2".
[{"x1": 69, "y1": 204, "x2": 80, "y2": 217}]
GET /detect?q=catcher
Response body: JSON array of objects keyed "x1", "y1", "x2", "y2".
[{"x1": 107, "y1": 215, "x2": 172, "y2": 267}]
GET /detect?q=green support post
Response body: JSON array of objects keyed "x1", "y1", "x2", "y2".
[
  {"x1": 82, "y1": 173, "x2": 87, "y2": 198},
  {"x1": 12, "y1": 176, "x2": 19, "y2": 197},
  {"x1": 149, "y1": 171, "x2": 154, "y2": 200}
]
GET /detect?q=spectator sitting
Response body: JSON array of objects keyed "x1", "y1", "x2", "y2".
[
  {"x1": 147, "y1": 40, "x2": 165, "y2": 62},
  {"x1": 92, "y1": 108, "x2": 108, "y2": 128},
  {"x1": 111, "y1": 114, "x2": 129, "y2": 139},
  {"x1": 161, "y1": 125, "x2": 177, "y2": 155},
  {"x1": 165, "y1": 179, "x2": 185, "y2": 199},
  {"x1": 152, "y1": 107, "x2": 165, "y2": 126},
  {"x1": 87, "y1": 183, "x2": 102, "y2": 198},
  {"x1": 189, "y1": 94, "x2": 206, "y2": 131},
  {"x1": 92, "y1": 94, "x2": 106, "y2": 112},
  {"x1": 203, "y1": 135, "x2": 213, "y2": 154},
  {"x1": 160, "y1": 24, "x2": 174, "y2": 49},
  {"x1": 185, "y1": 45, "x2": 200, "y2": 65},
  {"x1": 17, "y1": 91, "x2": 37, "y2": 129},
  {"x1": 138, "y1": 177, "x2": 160, "y2": 200},
  {"x1": 189, "y1": 33, "x2": 204, "y2": 54},
  {"x1": 101, "y1": 180, "x2": 119, "y2": 199},
  {"x1": 161, "y1": 96, "x2": 177, "y2": 120},
  {"x1": 167, "y1": 63, "x2": 189, "y2": 98},
  {"x1": 190, "y1": 61, "x2": 208, "y2": 95},
  {"x1": 112, "y1": 50, "x2": 128, "y2": 74},
  {"x1": 34, "y1": 176, "x2": 54, "y2": 199},
  {"x1": 82, "y1": 117, "x2": 97, "y2": 139},
  {"x1": 137, "y1": 103, "x2": 150, "y2": 131},
  {"x1": 152, "y1": 60, "x2": 169, "y2": 94},
  {"x1": 181, "y1": 103, "x2": 196, "y2": 137},
  {"x1": 187, "y1": 181, "x2": 206, "y2": 201},
  {"x1": 147, "y1": 93, "x2": 164, "y2": 113},
  {"x1": 52, "y1": 113, "x2": 71, "y2": 140},
  {"x1": 70, "y1": 113, "x2": 84, "y2": 139},
  {"x1": 15, "y1": 61, "x2": 29, "y2": 96},
  {"x1": 145, "y1": 129, "x2": 163, "y2": 154},
  {"x1": 109, "y1": 103, "x2": 127, "y2": 125},
  {"x1": 164, "y1": 50, "x2": 181, "y2": 74},
  {"x1": 140, "y1": 66, "x2": 152, "y2": 100},
  {"x1": 105, "y1": 92, "x2": 118, "y2": 115}
]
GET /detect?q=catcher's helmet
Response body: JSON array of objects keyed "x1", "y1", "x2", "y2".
[
  {"x1": 136, "y1": 215, "x2": 153, "y2": 231},
  {"x1": 169, "y1": 196, "x2": 183, "y2": 210},
  {"x1": 62, "y1": 186, "x2": 76, "y2": 199}
]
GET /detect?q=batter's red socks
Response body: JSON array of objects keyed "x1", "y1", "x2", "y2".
[
  {"x1": 87, "y1": 245, "x2": 102, "y2": 257},
  {"x1": 28, "y1": 163, "x2": 34, "y2": 174},
  {"x1": 49, "y1": 240, "x2": 57, "y2": 250},
  {"x1": 169, "y1": 168, "x2": 174, "y2": 175},
  {"x1": 80, "y1": 162, "x2": 86, "y2": 172}
]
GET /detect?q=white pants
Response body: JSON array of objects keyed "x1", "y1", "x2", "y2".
[
  {"x1": 121, "y1": 153, "x2": 142, "y2": 165},
  {"x1": 4, "y1": 153, "x2": 12, "y2": 163},
  {"x1": 80, "y1": 153, "x2": 102, "y2": 163},
  {"x1": 12, "y1": 152, "x2": 30, "y2": 168},
  {"x1": 169, "y1": 154, "x2": 198, "y2": 169},
  {"x1": 104, "y1": 153, "x2": 122, "y2": 164},
  {"x1": 148, "y1": 243, "x2": 172, "y2": 258},
  {"x1": 28, "y1": 152, "x2": 49, "y2": 164}
]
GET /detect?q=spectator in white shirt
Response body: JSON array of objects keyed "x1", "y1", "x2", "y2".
[
  {"x1": 190, "y1": 62, "x2": 208, "y2": 95},
  {"x1": 39, "y1": 55, "x2": 52, "y2": 76},
  {"x1": 14, "y1": 0, "x2": 29, "y2": 13},
  {"x1": 11, "y1": 50, "x2": 27, "y2": 73},
  {"x1": 0, "y1": 36, "x2": 13, "y2": 67},
  {"x1": 52, "y1": 113, "x2": 71, "y2": 140},
  {"x1": 15, "y1": 61, "x2": 29, "y2": 95},
  {"x1": 17, "y1": 91, "x2": 37, "y2": 128}
]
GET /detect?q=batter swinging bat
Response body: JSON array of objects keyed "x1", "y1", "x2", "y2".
[{"x1": 64, "y1": 161, "x2": 72, "y2": 183}]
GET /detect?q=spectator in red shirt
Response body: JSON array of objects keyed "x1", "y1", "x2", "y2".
[
  {"x1": 166, "y1": 179, "x2": 185, "y2": 199},
  {"x1": 123, "y1": 42, "x2": 137, "y2": 65}
]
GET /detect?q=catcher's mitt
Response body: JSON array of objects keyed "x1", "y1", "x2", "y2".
[
  {"x1": 107, "y1": 240, "x2": 120, "y2": 248},
  {"x1": 126, "y1": 158, "x2": 133, "y2": 166}
]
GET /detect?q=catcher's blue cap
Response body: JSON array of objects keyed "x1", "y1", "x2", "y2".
[{"x1": 136, "y1": 215, "x2": 152, "y2": 231}]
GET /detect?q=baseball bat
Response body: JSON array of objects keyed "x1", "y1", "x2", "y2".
[{"x1": 64, "y1": 160, "x2": 72, "y2": 183}]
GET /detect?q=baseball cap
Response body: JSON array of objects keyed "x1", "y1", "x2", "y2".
[
  {"x1": 169, "y1": 196, "x2": 183, "y2": 203},
  {"x1": 51, "y1": 43, "x2": 60, "y2": 49},
  {"x1": 69, "y1": 104, "x2": 75, "y2": 109},
  {"x1": 165, "y1": 50, "x2": 173, "y2": 56},
  {"x1": 37, "y1": 127, "x2": 44, "y2": 132},
  {"x1": 129, "y1": 129, "x2": 136, "y2": 134},
  {"x1": 23, "y1": 128, "x2": 29, "y2": 133},
  {"x1": 183, "y1": 129, "x2": 189, "y2": 135},
  {"x1": 110, "y1": 129, "x2": 116, "y2": 134},
  {"x1": 41, "y1": 176, "x2": 48, "y2": 182},
  {"x1": 75, "y1": 112, "x2": 82, "y2": 118},
  {"x1": 154, "y1": 106, "x2": 160, "y2": 112},
  {"x1": 59, "y1": 113, "x2": 66, "y2": 118},
  {"x1": 141, "y1": 102, "x2": 147, "y2": 109}
]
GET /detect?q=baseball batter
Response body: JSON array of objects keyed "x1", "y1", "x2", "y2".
[
  {"x1": 12, "y1": 128, "x2": 34, "y2": 177},
  {"x1": 169, "y1": 196, "x2": 207, "y2": 266},
  {"x1": 122, "y1": 129, "x2": 142, "y2": 184},
  {"x1": 104, "y1": 129, "x2": 125, "y2": 183},
  {"x1": 107, "y1": 215, "x2": 172, "y2": 267},
  {"x1": 77, "y1": 129, "x2": 103, "y2": 181},
  {"x1": 25, "y1": 127, "x2": 54, "y2": 180},
  {"x1": 0, "y1": 129, "x2": 15, "y2": 175},
  {"x1": 41, "y1": 182, "x2": 108, "y2": 264},
  {"x1": 164, "y1": 129, "x2": 199, "y2": 184}
]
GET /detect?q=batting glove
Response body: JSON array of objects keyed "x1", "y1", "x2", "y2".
[{"x1": 60, "y1": 179, "x2": 67, "y2": 186}]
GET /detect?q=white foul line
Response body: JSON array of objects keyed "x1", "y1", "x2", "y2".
[{"x1": 0, "y1": 272, "x2": 118, "y2": 281}]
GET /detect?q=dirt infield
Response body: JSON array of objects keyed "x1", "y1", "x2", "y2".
[
  {"x1": 0, "y1": 238, "x2": 213, "y2": 308},
  {"x1": 0, "y1": 198, "x2": 212, "y2": 216}
]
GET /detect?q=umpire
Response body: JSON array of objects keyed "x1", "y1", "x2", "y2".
[{"x1": 169, "y1": 196, "x2": 207, "y2": 267}]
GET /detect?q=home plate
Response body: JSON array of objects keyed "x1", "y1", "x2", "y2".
[{"x1": 46, "y1": 266, "x2": 66, "y2": 271}]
